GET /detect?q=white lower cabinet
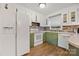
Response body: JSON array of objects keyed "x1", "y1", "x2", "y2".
[{"x1": 58, "y1": 33, "x2": 69, "y2": 49}]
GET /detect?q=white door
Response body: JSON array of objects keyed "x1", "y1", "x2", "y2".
[
  {"x1": 17, "y1": 7, "x2": 30, "y2": 56},
  {"x1": 0, "y1": 4, "x2": 16, "y2": 56}
]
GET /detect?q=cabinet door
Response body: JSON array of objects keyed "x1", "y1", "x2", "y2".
[
  {"x1": 46, "y1": 32, "x2": 58, "y2": 45},
  {"x1": 76, "y1": 8, "x2": 79, "y2": 25},
  {"x1": 30, "y1": 33, "x2": 34, "y2": 48},
  {"x1": 58, "y1": 34, "x2": 69, "y2": 49},
  {"x1": 37, "y1": 13, "x2": 46, "y2": 26},
  {"x1": 27, "y1": 10, "x2": 36, "y2": 26},
  {"x1": 31, "y1": 11, "x2": 36, "y2": 22},
  {"x1": 43, "y1": 32, "x2": 47, "y2": 42},
  {"x1": 68, "y1": 7, "x2": 77, "y2": 25},
  {"x1": 69, "y1": 44, "x2": 79, "y2": 56},
  {"x1": 62, "y1": 9, "x2": 69, "y2": 26},
  {"x1": 36, "y1": 13, "x2": 40, "y2": 23},
  {"x1": 40, "y1": 15, "x2": 46, "y2": 26}
]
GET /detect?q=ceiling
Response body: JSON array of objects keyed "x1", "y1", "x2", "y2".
[{"x1": 18, "y1": 3, "x2": 79, "y2": 15}]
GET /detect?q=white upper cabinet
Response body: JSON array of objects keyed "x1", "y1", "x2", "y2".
[
  {"x1": 27, "y1": 9, "x2": 46, "y2": 26},
  {"x1": 36, "y1": 13, "x2": 46, "y2": 26},
  {"x1": 35, "y1": 13, "x2": 40, "y2": 23},
  {"x1": 31, "y1": 11, "x2": 37, "y2": 22},
  {"x1": 27, "y1": 10, "x2": 37, "y2": 26},
  {"x1": 47, "y1": 6, "x2": 79, "y2": 26},
  {"x1": 62, "y1": 9, "x2": 69, "y2": 26},
  {"x1": 68, "y1": 7, "x2": 77, "y2": 25},
  {"x1": 76, "y1": 7, "x2": 79, "y2": 25},
  {"x1": 62, "y1": 6, "x2": 79, "y2": 26}
]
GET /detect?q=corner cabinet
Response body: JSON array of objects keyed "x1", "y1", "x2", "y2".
[
  {"x1": 43, "y1": 32, "x2": 70, "y2": 49},
  {"x1": 69, "y1": 44, "x2": 79, "y2": 56},
  {"x1": 44, "y1": 32, "x2": 58, "y2": 46}
]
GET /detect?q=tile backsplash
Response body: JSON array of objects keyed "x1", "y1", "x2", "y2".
[
  {"x1": 63, "y1": 25, "x2": 79, "y2": 33},
  {"x1": 63, "y1": 26, "x2": 74, "y2": 32}
]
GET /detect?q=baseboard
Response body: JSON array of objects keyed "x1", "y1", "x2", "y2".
[
  {"x1": 34, "y1": 40, "x2": 43, "y2": 46},
  {"x1": 20, "y1": 49, "x2": 30, "y2": 56}
]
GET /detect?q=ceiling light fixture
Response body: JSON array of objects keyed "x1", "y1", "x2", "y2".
[{"x1": 39, "y1": 3, "x2": 46, "y2": 8}]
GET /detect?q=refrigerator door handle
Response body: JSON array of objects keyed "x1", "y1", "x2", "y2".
[{"x1": 3, "y1": 27, "x2": 14, "y2": 29}]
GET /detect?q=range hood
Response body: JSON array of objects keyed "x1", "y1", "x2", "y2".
[{"x1": 32, "y1": 22, "x2": 40, "y2": 27}]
